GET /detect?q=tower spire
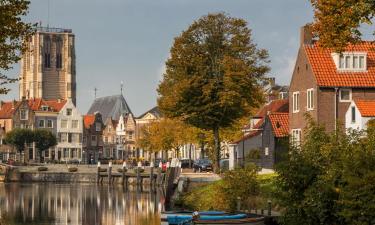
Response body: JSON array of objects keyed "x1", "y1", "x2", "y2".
[
  {"x1": 121, "y1": 81, "x2": 124, "y2": 95},
  {"x1": 94, "y1": 87, "x2": 97, "y2": 99}
]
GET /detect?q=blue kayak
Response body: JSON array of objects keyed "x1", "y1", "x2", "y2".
[{"x1": 167, "y1": 214, "x2": 247, "y2": 225}]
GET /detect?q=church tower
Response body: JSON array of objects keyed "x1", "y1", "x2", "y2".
[{"x1": 19, "y1": 26, "x2": 76, "y2": 105}]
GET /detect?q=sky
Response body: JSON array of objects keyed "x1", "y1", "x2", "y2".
[{"x1": 3, "y1": 0, "x2": 314, "y2": 116}]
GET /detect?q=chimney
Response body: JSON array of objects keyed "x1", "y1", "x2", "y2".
[
  {"x1": 12, "y1": 100, "x2": 16, "y2": 109},
  {"x1": 57, "y1": 98, "x2": 61, "y2": 103},
  {"x1": 300, "y1": 24, "x2": 313, "y2": 45},
  {"x1": 0, "y1": 101, "x2": 3, "y2": 109}
]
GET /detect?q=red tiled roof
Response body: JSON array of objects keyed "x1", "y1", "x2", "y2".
[
  {"x1": 304, "y1": 42, "x2": 375, "y2": 87},
  {"x1": 28, "y1": 98, "x2": 66, "y2": 112},
  {"x1": 268, "y1": 112, "x2": 289, "y2": 137},
  {"x1": 355, "y1": 100, "x2": 375, "y2": 117},
  {"x1": 83, "y1": 114, "x2": 95, "y2": 129},
  {"x1": 0, "y1": 101, "x2": 21, "y2": 119},
  {"x1": 254, "y1": 99, "x2": 289, "y2": 118}
]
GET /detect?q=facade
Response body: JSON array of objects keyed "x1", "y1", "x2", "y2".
[
  {"x1": 345, "y1": 100, "x2": 375, "y2": 131},
  {"x1": 102, "y1": 118, "x2": 118, "y2": 159},
  {"x1": 230, "y1": 99, "x2": 289, "y2": 169},
  {"x1": 19, "y1": 27, "x2": 76, "y2": 104},
  {"x1": 83, "y1": 113, "x2": 104, "y2": 164},
  {"x1": 262, "y1": 112, "x2": 289, "y2": 169},
  {"x1": 289, "y1": 25, "x2": 375, "y2": 142},
  {"x1": 56, "y1": 99, "x2": 83, "y2": 162}
]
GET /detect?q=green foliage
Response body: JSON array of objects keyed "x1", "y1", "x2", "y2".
[
  {"x1": 276, "y1": 118, "x2": 375, "y2": 225},
  {"x1": 4, "y1": 128, "x2": 34, "y2": 152},
  {"x1": 33, "y1": 129, "x2": 57, "y2": 154},
  {"x1": 37, "y1": 166, "x2": 48, "y2": 172},
  {"x1": 310, "y1": 0, "x2": 375, "y2": 51},
  {"x1": 158, "y1": 12, "x2": 269, "y2": 171},
  {"x1": 0, "y1": 0, "x2": 34, "y2": 94},
  {"x1": 68, "y1": 167, "x2": 78, "y2": 172},
  {"x1": 183, "y1": 164, "x2": 262, "y2": 211}
]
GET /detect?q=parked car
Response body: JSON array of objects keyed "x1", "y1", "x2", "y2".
[
  {"x1": 193, "y1": 159, "x2": 213, "y2": 172},
  {"x1": 180, "y1": 158, "x2": 193, "y2": 168}
]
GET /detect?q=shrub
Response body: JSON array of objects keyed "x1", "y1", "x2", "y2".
[
  {"x1": 68, "y1": 167, "x2": 78, "y2": 172},
  {"x1": 117, "y1": 168, "x2": 127, "y2": 173},
  {"x1": 99, "y1": 168, "x2": 107, "y2": 172},
  {"x1": 37, "y1": 166, "x2": 48, "y2": 172}
]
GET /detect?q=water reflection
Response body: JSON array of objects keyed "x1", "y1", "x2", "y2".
[{"x1": 0, "y1": 183, "x2": 164, "y2": 225}]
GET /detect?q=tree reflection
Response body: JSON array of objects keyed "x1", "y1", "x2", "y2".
[{"x1": 0, "y1": 183, "x2": 163, "y2": 225}]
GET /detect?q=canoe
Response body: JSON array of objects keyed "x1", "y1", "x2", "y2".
[{"x1": 161, "y1": 213, "x2": 264, "y2": 225}]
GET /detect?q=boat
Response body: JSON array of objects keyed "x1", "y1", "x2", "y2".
[{"x1": 161, "y1": 212, "x2": 265, "y2": 225}]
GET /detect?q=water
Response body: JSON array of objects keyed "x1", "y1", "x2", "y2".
[{"x1": 0, "y1": 183, "x2": 164, "y2": 225}]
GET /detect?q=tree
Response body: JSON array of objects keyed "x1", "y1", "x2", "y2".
[
  {"x1": 310, "y1": 0, "x2": 375, "y2": 51},
  {"x1": 137, "y1": 118, "x2": 197, "y2": 159},
  {"x1": 4, "y1": 128, "x2": 34, "y2": 162},
  {"x1": 0, "y1": 0, "x2": 34, "y2": 94},
  {"x1": 158, "y1": 13, "x2": 269, "y2": 171},
  {"x1": 33, "y1": 129, "x2": 57, "y2": 162}
]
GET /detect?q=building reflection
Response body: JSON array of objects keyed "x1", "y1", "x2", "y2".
[{"x1": 0, "y1": 183, "x2": 163, "y2": 225}]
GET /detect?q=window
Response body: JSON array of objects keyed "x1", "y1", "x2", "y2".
[
  {"x1": 38, "y1": 120, "x2": 45, "y2": 128},
  {"x1": 71, "y1": 120, "x2": 78, "y2": 129},
  {"x1": 339, "y1": 89, "x2": 352, "y2": 102},
  {"x1": 61, "y1": 120, "x2": 68, "y2": 128},
  {"x1": 20, "y1": 109, "x2": 28, "y2": 120},
  {"x1": 68, "y1": 133, "x2": 72, "y2": 143},
  {"x1": 292, "y1": 92, "x2": 300, "y2": 113},
  {"x1": 291, "y1": 129, "x2": 302, "y2": 146},
  {"x1": 351, "y1": 106, "x2": 356, "y2": 123},
  {"x1": 44, "y1": 36, "x2": 51, "y2": 68},
  {"x1": 95, "y1": 123, "x2": 101, "y2": 132},
  {"x1": 336, "y1": 52, "x2": 367, "y2": 71},
  {"x1": 41, "y1": 106, "x2": 49, "y2": 111},
  {"x1": 307, "y1": 88, "x2": 314, "y2": 110},
  {"x1": 91, "y1": 135, "x2": 97, "y2": 141},
  {"x1": 60, "y1": 133, "x2": 67, "y2": 142},
  {"x1": 128, "y1": 131, "x2": 133, "y2": 140},
  {"x1": 264, "y1": 147, "x2": 269, "y2": 156},
  {"x1": 66, "y1": 108, "x2": 72, "y2": 116},
  {"x1": 56, "y1": 38, "x2": 63, "y2": 69},
  {"x1": 105, "y1": 136, "x2": 108, "y2": 143},
  {"x1": 47, "y1": 120, "x2": 53, "y2": 128},
  {"x1": 63, "y1": 148, "x2": 69, "y2": 158}
]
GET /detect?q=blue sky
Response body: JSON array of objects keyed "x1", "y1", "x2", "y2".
[{"x1": 3, "y1": 0, "x2": 314, "y2": 116}]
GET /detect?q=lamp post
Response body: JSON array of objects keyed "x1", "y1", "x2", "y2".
[{"x1": 242, "y1": 133, "x2": 245, "y2": 168}]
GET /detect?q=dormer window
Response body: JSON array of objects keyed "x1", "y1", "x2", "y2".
[
  {"x1": 41, "y1": 105, "x2": 49, "y2": 111},
  {"x1": 332, "y1": 52, "x2": 367, "y2": 72}
]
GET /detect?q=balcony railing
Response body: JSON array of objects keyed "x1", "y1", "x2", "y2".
[{"x1": 36, "y1": 26, "x2": 72, "y2": 33}]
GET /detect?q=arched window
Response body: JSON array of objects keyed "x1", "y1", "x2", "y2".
[
  {"x1": 56, "y1": 37, "x2": 63, "y2": 68},
  {"x1": 44, "y1": 36, "x2": 51, "y2": 68}
]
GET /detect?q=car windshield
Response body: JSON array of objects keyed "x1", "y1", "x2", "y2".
[{"x1": 199, "y1": 159, "x2": 211, "y2": 164}]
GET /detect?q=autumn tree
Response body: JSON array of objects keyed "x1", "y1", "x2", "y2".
[
  {"x1": 138, "y1": 118, "x2": 198, "y2": 160},
  {"x1": 158, "y1": 13, "x2": 269, "y2": 171},
  {"x1": 0, "y1": 0, "x2": 34, "y2": 94},
  {"x1": 33, "y1": 129, "x2": 57, "y2": 162},
  {"x1": 310, "y1": 0, "x2": 375, "y2": 51}
]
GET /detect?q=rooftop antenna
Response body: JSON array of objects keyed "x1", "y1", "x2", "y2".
[
  {"x1": 120, "y1": 81, "x2": 124, "y2": 95},
  {"x1": 94, "y1": 87, "x2": 98, "y2": 99}
]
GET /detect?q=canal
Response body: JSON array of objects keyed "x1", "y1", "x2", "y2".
[{"x1": 0, "y1": 183, "x2": 164, "y2": 225}]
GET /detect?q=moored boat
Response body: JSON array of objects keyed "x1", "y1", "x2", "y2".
[{"x1": 161, "y1": 212, "x2": 265, "y2": 225}]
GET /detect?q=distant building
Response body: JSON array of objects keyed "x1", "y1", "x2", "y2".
[
  {"x1": 19, "y1": 27, "x2": 76, "y2": 104},
  {"x1": 87, "y1": 94, "x2": 132, "y2": 121},
  {"x1": 82, "y1": 113, "x2": 104, "y2": 164}
]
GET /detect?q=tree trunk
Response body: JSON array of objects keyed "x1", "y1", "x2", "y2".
[
  {"x1": 189, "y1": 143, "x2": 192, "y2": 168},
  {"x1": 213, "y1": 127, "x2": 220, "y2": 173}
]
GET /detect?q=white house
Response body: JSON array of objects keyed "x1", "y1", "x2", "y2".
[
  {"x1": 345, "y1": 100, "x2": 375, "y2": 131},
  {"x1": 56, "y1": 99, "x2": 83, "y2": 162}
]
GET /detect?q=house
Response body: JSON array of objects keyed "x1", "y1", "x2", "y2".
[
  {"x1": 87, "y1": 94, "x2": 132, "y2": 121},
  {"x1": 103, "y1": 118, "x2": 118, "y2": 159},
  {"x1": 345, "y1": 100, "x2": 375, "y2": 131},
  {"x1": 262, "y1": 112, "x2": 289, "y2": 169},
  {"x1": 289, "y1": 25, "x2": 375, "y2": 143},
  {"x1": 56, "y1": 99, "x2": 83, "y2": 162},
  {"x1": 229, "y1": 99, "x2": 289, "y2": 169},
  {"x1": 83, "y1": 113, "x2": 104, "y2": 164}
]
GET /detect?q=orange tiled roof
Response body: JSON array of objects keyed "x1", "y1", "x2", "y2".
[
  {"x1": 0, "y1": 101, "x2": 21, "y2": 119},
  {"x1": 84, "y1": 114, "x2": 95, "y2": 129},
  {"x1": 232, "y1": 130, "x2": 262, "y2": 144},
  {"x1": 355, "y1": 100, "x2": 375, "y2": 117},
  {"x1": 268, "y1": 112, "x2": 289, "y2": 137},
  {"x1": 28, "y1": 98, "x2": 66, "y2": 112},
  {"x1": 254, "y1": 99, "x2": 289, "y2": 118},
  {"x1": 304, "y1": 42, "x2": 375, "y2": 87}
]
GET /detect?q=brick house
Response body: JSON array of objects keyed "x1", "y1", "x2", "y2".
[
  {"x1": 289, "y1": 25, "x2": 375, "y2": 143},
  {"x1": 103, "y1": 118, "x2": 118, "y2": 159},
  {"x1": 83, "y1": 113, "x2": 104, "y2": 164}
]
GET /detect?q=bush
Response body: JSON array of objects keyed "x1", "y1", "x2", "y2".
[
  {"x1": 117, "y1": 168, "x2": 127, "y2": 173},
  {"x1": 68, "y1": 167, "x2": 78, "y2": 172},
  {"x1": 99, "y1": 168, "x2": 107, "y2": 172},
  {"x1": 37, "y1": 167, "x2": 48, "y2": 172}
]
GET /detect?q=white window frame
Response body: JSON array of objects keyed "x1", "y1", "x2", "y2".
[
  {"x1": 38, "y1": 119, "x2": 45, "y2": 128},
  {"x1": 95, "y1": 123, "x2": 101, "y2": 132},
  {"x1": 264, "y1": 147, "x2": 269, "y2": 156},
  {"x1": 20, "y1": 109, "x2": 28, "y2": 120},
  {"x1": 292, "y1": 91, "x2": 300, "y2": 113},
  {"x1": 66, "y1": 108, "x2": 72, "y2": 116},
  {"x1": 71, "y1": 120, "x2": 78, "y2": 129},
  {"x1": 47, "y1": 119, "x2": 53, "y2": 128},
  {"x1": 339, "y1": 88, "x2": 352, "y2": 102},
  {"x1": 307, "y1": 88, "x2": 314, "y2": 111},
  {"x1": 334, "y1": 52, "x2": 367, "y2": 72},
  {"x1": 291, "y1": 129, "x2": 302, "y2": 147},
  {"x1": 61, "y1": 120, "x2": 68, "y2": 129}
]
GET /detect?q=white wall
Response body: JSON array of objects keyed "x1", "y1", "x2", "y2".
[{"x1": 345, "y1": 101, "x2": 363, "y2": 131}]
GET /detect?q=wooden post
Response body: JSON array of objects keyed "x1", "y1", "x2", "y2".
[
  {"x1": 268, "y1": 200, "x2": 272, "y2": 216},
  {"x1": 150, "y1": 162, "x2": 154, "y2": 189},
  {"x1": 96, "y1": 162, "x2": 101, "y2": 184},
  {"x1": 122, "y1": 161, "x2": 126, "y2": 186},
  {"x1": 236, "y1": 197, "x2": 241, "y2": 211},
  {"x1": 136, "y1": 167, "x2": 141, "y2": 187},
  {"x1": 108, "y1": 161, "x2": 112, "y2": 185}
]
